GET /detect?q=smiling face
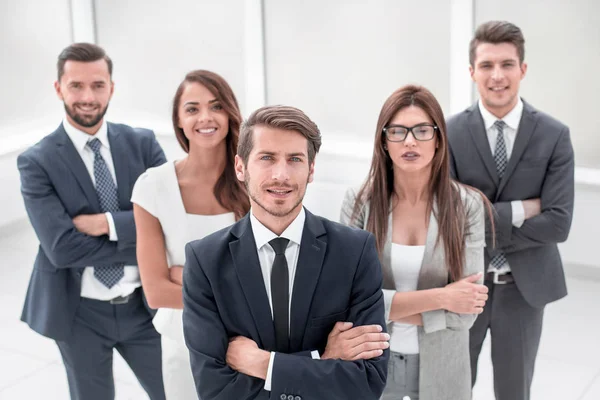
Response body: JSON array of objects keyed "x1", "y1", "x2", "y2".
[
  {"x1": 385, "y1": 105, "x2": 438, "y2": 175},
  {"x1": 54, "y1": 59, "x2": 114, "y2": 134},
  {"x1": 470, "y1": 42, "x2": 527, "y2": 118},
  {"x1": 176, "y1": 82, "x2": 229, "y2": 151},
  {"x1": 235, "y1": 125, "x2": 314, "y2": 221}
]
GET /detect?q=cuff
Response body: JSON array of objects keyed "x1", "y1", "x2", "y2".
[
  {"x1": 264, "y1": 351, "x2": 276, "y2": 391},
  {"x1": 105, "y1": 212, "x2": 118, "y2": 241},
  {"x1": 511, "y1": 201, "x2": 525, "y2": 228},
  {"x1": 382, "y1": 289, "x2": 396, "y2": 323},
  {"x1": 311, "y1": 350, "x2": 320, "y2": 360},
  {"x1": 421, "y1": 309, "x2": 447, "y2": 334}
]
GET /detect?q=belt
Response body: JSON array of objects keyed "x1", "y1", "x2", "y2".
[
  {"x1": 486, "y1": 271, "x2": 515, "y2": 285},
  {"x1": 107, "y1": 288, "x2": 140, "y2": 304}
]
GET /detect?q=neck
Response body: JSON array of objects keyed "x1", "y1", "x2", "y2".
[
  {"x1": 483, "y1": 97, "x2": 518, "y2": 120},
  {"x1": 393, "y1": 167, "x2": 431, "y2": 205},
  {"x1": 180, "y1": 141, "x2": 228, "y2": 183},
  {"x1": 67, "y1": 115, "x2": 103, "y2": 135},
  {"x1": 252, "y1": 204, "x2": 302, "y2": 236}
]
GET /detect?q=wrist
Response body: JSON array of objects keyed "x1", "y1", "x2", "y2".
[
  {"x1": 102, "y1": 213, "x2": 110, "y2": 235},
  {"x1": 253, "y1": 349, "x2": 270, "y2": 380},
  {"x1": 434, "y1": 287, "x2": 447, "y2": 310}
]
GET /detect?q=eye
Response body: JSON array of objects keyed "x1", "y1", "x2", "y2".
[
  {"x1": 185, "y1": 107, "x2": 198, "y2": 114},
  {"x1": 260, "y1": 155, "x2": 273, "y2": 161},
  {"x1": 211, "y1": 103, "x2": 223, "y2": 111},
  {"x1": 290, "y1": 157, "x2": 302, "y2": 162}
]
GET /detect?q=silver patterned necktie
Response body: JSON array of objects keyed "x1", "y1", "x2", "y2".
[
  {"x1": 87, "y1": 138, "x2": 124, "y2": 288},
  {"x1": 490, "y1": 121, "x2": 508, "y2": 270}
]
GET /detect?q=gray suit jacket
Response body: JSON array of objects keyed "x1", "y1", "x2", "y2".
[
  {"x1": 18, "y1": 122, "x2": 167, "y2": 340},
  {"x1": 446, "y1": 100, "x2": 574, "y2": 308},
  {"x1": 340, "y1": 185, "x2": 485, "y2": 400}
]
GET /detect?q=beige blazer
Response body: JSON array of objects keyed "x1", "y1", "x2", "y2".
[{"x1": 340, "y1": 185, "x2": 485, "y2": 400}]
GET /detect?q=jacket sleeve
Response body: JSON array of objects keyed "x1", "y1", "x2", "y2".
[
  {"x1": 495, "y1": 127, "x2": 575, "y2": 254},
  {"x1": 182, "y1": 243, "x2": 269, "y2": 400},
  {"x1": 339, "y1": 187, "x2": 366, "y2": 229},
  {"x1": 17, "y1": 152, "x2": 137, "y2": 269},
  {"x1": 269, "y1": 233, "x2": 388, "y2": 400},
  {"x1": 421, "y1": 192, "x2": 486, "y2": 332}
]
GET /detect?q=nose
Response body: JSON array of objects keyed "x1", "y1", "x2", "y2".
[
  {"x1": 271, "y1": 159, "x2": 290, "y2": 181},
  {"x1": 81, "y1": 86, "x2": 95, "y2": 103},
  {"x1": 491, "y1": 65, "x2": 504, "y2": 80},
  {"x1": 403, "y1": 130, "x2": 417, "y2": 146},
  {"x1": 196, "y1": 107, "x2": 213, "y2": 123}
]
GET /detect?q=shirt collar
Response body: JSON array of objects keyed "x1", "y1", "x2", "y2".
[
  {"x1": 478, "y1": 97, "x2": 523, "y2": 131},
  {"x1": 250, "y1": 207, "x2": 306, "y2": 251},
  {"x1": 62, "y1": 117, "x2": 109, "y2": 152}
]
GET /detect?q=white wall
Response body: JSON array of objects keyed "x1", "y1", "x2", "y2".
[
  {"x1": 263, "y1": 0, "x2": 452, "y2": 140},
  {"x1": 475, "y1": 0, "x2": 600, "y2": 169}
]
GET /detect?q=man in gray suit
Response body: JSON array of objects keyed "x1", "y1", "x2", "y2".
[
  {"x1": 447, "y1": 21, "x2": 574, "y2": 400},
  {"x1": 17, "y1": 43, "x2": 167, "y2": 399}
]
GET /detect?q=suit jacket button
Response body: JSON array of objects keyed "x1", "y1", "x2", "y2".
[
  {"x1": 287, "y1": 396, "x2": 294, "y2": 400},
  {"x1": 280, "y1": 395, "x2": 286, "y2": 400},
  {"x1": 295, "y1": 397, "x2": 302, "y2": 400}
]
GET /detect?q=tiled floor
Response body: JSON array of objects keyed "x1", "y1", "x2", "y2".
[{"x1": 1, "y1": 220, "x2": 599, "y2": 399}]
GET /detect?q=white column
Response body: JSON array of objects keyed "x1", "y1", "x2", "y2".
[
  {"x1": 449, "y1": 0, "x2": 475, "y2": 114},
  {"x1": 70, "y1": 0, "x2": 96, "y2": 43},
  {"x1": 243, "y1": 0, "x2": 267, "y2": 115}
]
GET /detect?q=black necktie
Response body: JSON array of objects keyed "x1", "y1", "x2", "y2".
[{"x1": 269, "y1": 237, "x2": 290, "y2": 353}]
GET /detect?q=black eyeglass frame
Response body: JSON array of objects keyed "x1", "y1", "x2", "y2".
[{"x1": 382, "y1": 123, "x2": 439, "y2": 142}]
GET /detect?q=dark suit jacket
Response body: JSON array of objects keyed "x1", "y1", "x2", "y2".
[
  {"x1": 17, "y1": 122, "x2": 167, "y2": 340},
  {"x1": 447, "y1": 100, "x2": 574, "y2": 308},
  {"x1": 182, "y1": 209, "x2": 389, "y2": 400}
]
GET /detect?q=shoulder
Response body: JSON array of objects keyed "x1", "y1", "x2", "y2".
[
  {"x1": 18, "y1": 126, "x2": 64, "y2": 164},
  {"x1": 186, "y1": 222, "x2": 238, "y2": 265},
  {"x1": 525, "y1": 102, "x2": 569, "y2": 134},
  {"x1": 108, "y1": 122, "x2": 158, "y2": 146},
  {"x1": 136, "y1": 162, "x2": 173, "y2": 184},
  {"x1": 446, "y1": 105, "x2": 473, "y2": 131},
  {"x1": 320, "y1": 214, "x2": 373, "y2": 246}
]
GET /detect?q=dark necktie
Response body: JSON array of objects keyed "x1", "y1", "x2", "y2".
[
  {"x1": 490, "y1": 121, "x2": 508, "y2": 270},
  {"x1": 269, "y1": 237, "x2": 290, "y2": 353},
  {"x1": 87, "y1": 138, "x2": 124, "y2": 288}
]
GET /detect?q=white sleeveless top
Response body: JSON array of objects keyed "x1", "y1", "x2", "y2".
[
  {"x1": 131, "y1": 161, "x2": 235, "y2": 342},
  {"x1": 389, "y1": 243, "x2": 425, "y2": 354}
]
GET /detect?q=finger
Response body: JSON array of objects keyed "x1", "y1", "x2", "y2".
[
  {"x1": 350, "y1": 332, "x2": 390, "y2": 347},
  {"x1": 351, "y1": 349, "x2": 384, "y2": 361},
  {"x1": 329, "y1": 321, "x2": 353, "y2": 337},
  {"x1": 475, "y1": 284, "x2": 489, "y2": 293},
  {"x1": 353, "y1": 339, "x2": 390, "y2": 354},
  {"x1": 476, "y1": 293, "x2": 488, "y2": 301},
  {"x1": 342, "y1": 324, "x2": 383, "y2": 340},
  {"x1": 462, "y1": 272, "x2": 483, "y2": 283}
]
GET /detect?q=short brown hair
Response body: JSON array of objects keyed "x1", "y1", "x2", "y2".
[
  {"x1": 57, "y1": 43, "x2": 113, "y2": 81},
  {"x1": 238, "y1": 105, "x2": 322, "y2": 165},
  {"x1": 469, "y1": 21, "x2": 525, "y2": 67}
]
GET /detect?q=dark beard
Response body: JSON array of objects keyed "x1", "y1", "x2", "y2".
[
  {"x1": 64, "y1": 102, "x2": 109, "y2": 128},
  {"x1": 244, "y1": 171, "x2": 307, "y2": 218}
]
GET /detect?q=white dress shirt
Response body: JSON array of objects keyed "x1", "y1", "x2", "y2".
[
  {"x1": 478, "y1": 99, "x2": 525, "y2": 273},
  {"x1": 63, "y1": 118, "x2": 140, "y2": 299},
  {"x1": 249, "y1": 207, "x2": 319, "y2": 391}
]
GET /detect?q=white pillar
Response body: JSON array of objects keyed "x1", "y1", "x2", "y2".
[
  {"x1": 449, "y1": 0, "x2": 475, "y2": 114},
  {"x1": 70, "y1": 0, "x2": 96, "y2": 43},
  {"x1": 243, "y1": 0, "x2": 267, "y2": 115}
]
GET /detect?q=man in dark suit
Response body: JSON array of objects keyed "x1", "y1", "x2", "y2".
[
  {"x1": 447, "y1": 21, "x2": 575, "y2": 400},
  {"x1": 17, "y1": 43, "x2": 167, "y2": 400},
  {"x1": 182, "y1": 105, "x2": 389, "y2": 400}
]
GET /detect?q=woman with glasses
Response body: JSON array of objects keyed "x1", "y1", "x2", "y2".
[
  {"x1": 340, "y1": 85, "x2": 490, "y2": 400},
  {"x1": 131, "y1": 70, "x2": 250, "y2": 398}
]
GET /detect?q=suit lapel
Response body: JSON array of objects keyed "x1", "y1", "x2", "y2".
[
  {"x1": 289, "y1": 209, "x2": 327, "y2": 352},
  {"x1": 55, "y1": 125, "x2": 101, "y2": 211},
  {"x1": 229, "y1": 216, "x2": 276, "y2": 351},
  {"x1": 496, "y1": 102, "x2": 539, "y2": 198},
  {"x1": 466, "y1": 104, "x2": 499, "y2": 186},
  {"x1": 107, "y1": 124, "x2": 131, "y2": 208}
]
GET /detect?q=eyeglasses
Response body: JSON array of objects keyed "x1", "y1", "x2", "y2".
[{"x1": 383, "y1": 124, "x2": 438, "y2": 142}]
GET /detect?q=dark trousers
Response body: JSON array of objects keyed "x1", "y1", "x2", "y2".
[
  {"x1": 470, "y1": 279, "x2": 544, "y2": 400},
  {"x1": 56, "y1": 290, "x2": 165, "y2": 400}
]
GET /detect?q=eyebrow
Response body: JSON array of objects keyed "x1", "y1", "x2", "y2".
[
  {"x1": 257, "y1": 151, "x2": 307, "y2": 157},
  {"x1": 183, "y1": 98, "x2": 219, "y2": 107}
]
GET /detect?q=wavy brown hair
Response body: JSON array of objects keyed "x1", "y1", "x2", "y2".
[
  {"x1": 351, "y1": 85, "x2": 491, "y2": 282},
  {"x1": 172, "y1": 70, "x2": 249, "y2": 220}
]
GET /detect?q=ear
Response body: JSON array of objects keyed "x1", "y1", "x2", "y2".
[
  {"x1": 469, "y1": 64, "x2": 475, "y2": 81},
  {"x1": 520, "y1": 61, "x2": 528, "y2": 80},
  {"x1": 109, "y1": 80, "x2": 115, "y2": 101},
  {"x1": 307, "y1": 161, "x2": 315, "y2": 184},
  {"x1": 54, "y1": 81, "x2": 63, "y2": 100},
  {"x1": 234, "y1": 155, "x2": 246, "y2": 182}
]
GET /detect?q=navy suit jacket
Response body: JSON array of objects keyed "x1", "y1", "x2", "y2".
[
  {"x1": 182, "y1": 209, "x2": 389, "y2": 400},
  {"x1": 447, "y1": 100, "x2": 574, "y2": 307},
  {"x1": 17, "y1": 122, "x2": 167, "y2": 340}
]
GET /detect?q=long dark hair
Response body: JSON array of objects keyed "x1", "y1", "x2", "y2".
[
  {"x1": 351, "y1": 85, "x2": 491, "y2": 281},
  {"x1": 172, "y1": 70, "x2": 249, "y2": 220}
]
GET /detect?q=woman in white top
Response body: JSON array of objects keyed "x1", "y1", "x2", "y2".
[
  {"x1": 131, "y1": 70, "x2": 250, "y2": 399},
  {"x1": 340, "y1": 85, "x2": 492, "y2": 400}
]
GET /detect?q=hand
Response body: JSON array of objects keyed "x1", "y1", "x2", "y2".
[
  {"x1": 226, "y1": 336, "x2": 270, "y2": 380},
  {"x1": 442, "y1": 273, "x2": 488, "y2": 314},
  {"x1": 169, "y1": 265, "x2": 184, "y2": 285},
  {"x1": 72, "y1": 214, "x2": 109, "y2": 236},
  {"x1": 321, "y1": 322, "x2": 389, "y2": 361},
  {"x1": 523, "y1": 198, "x2": 541, "y2": 220}
]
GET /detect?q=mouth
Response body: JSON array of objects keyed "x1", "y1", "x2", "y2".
[
  {"x1": 266, "y1": 187, "x2": 293, "y2": 198},
  {"x1": 75, "y1": 104, "x2": 99, "y2": 113},
  {"x1": 401, "y1": 152, "x2": 420, "y2": 161},
  {"x1": 489, "y1": 86, "x2": 508, "y2": 93},
  {"x1": 195, "y1": 127, "x2": 218, "y2": 135}
]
